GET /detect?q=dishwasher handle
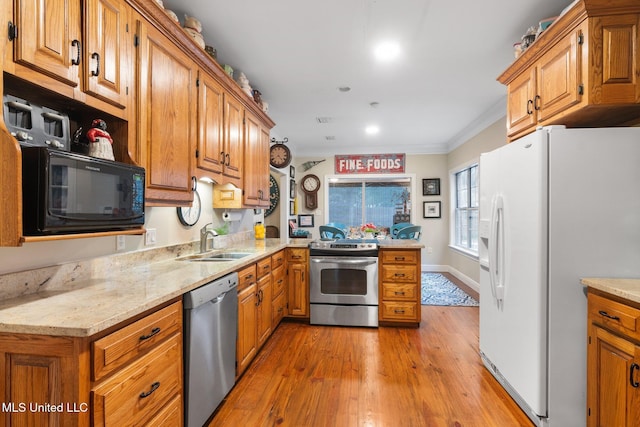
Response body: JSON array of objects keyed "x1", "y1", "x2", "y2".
[{"x1": 183, "y1": 272, "x2": 239, "y2": 309}]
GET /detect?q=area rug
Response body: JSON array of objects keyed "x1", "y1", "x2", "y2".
[{"x1": 421, "y1": 273, "x2": 479, "y2": 306}]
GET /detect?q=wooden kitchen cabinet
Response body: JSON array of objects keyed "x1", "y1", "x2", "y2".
[
  {"x1": 286, "y1": 248, "x2": 309, "y2": 318},
  {"x1": 0, "y1": 299, "x2": 183, "y2": 427},
  {"x1": 587, "y1": 290, "x2": 640, "y2": 426},
  {"x1": 499, "y1": 1, "x2": 640, "y2": 141},
  {"x1": 133, "y1": 13, "x2": 197, "y2": 206},
  {"x1": 194, "y1": 69, "x2": 225, "y2": 181},
  {"x1": 256, "y1": 270, "x2": 273, "y2": 348},
  {"x1": 222, "y1": 93, "x2": 245, "y2": 188},
  {"x1": 9, "y1": 0, "x2": 130, "y2": 113},
  {"x1": 243, "y1": 110, "x2": 271, "y2": 207},
  {"x1": 379, "y1": 248, "x2": 421, "y2": 326}
]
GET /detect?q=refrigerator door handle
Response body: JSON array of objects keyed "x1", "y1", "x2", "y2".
[{"x1": 489, "y1": 195, "x2": 505, "y2": 304}]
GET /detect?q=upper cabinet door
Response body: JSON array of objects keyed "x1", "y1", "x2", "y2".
[
  {"x1": 13, "y1": 0, "x2": 82, "y2": 87},
  {"x1": 83, "y1": 0, "x2": 129, "y2": 108},
  {"x1": 223, "y1": 94, "x2": 244, "y2": 187},
  {"x1": 195, "y1": 71, "x2": 225, "y2": 180},
  {"x1": 135, "y1": 18, "x2": 196, "y2": 206}
]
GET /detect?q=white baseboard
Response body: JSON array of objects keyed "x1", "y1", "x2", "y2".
[{"x1": 421, "y1": 264, "x2": 480, "y2": 294}]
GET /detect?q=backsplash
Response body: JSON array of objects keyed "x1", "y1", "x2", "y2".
[{"x1": 0, "y1": 231, "x2": 253, "y2": 301}]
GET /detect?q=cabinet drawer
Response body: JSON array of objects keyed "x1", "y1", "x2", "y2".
[
  {"x1": 257, "y1": 257, "x2": 272, "y2": 278},
  {"x1": 287, "y1": 248, "x2": 307, "y2": 262},
  {"x1": 272, "y1": 250, "x2": 285, "y2": 269},
  {"x1": 92, "y1": 334, "x2": 182, "y2": 427},
  {"x1": 381, "y1": 250, "x2": 418, "y2": 264},
  {"x1": 589, "y1": 292, "x2": 640, "y2": 341},
  {"x1": 380, "y1": 301, "x2": 419, "y2": 322},
  {"x1": 381, "y1": 265, "x2": 418, "y2": 283},
  {"x1": 93, "y1": 301, "x2": 182, "y2": 381},
  {"x1": 272, "y1": 264, "x2": 286, "y2": 298},
  {"x1": 145, "y1": 394, "x2": 182, "y2": 426},
  {"x1": 238, "y1": 264, "x2": 257, "y2": 290},
  {"x1": 382, "y1": 283, "x2": 418, "y2": 301}
]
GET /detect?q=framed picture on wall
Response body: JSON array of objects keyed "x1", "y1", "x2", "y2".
[
  {"x1": 290, "y1": 165, "x2": 296, "y2": 179},
  {"x1": 289, "y1": 200, "x2": 296, "y2": 215},
  {"x1": 290, "y1": 180, "x2": 296, "y2": 199},
  {"x1": 423, "y1": 201, "x2": 441, "y2": 218},
  {"x1": 422, "y1": 178, "x2": 440, "y2": 196},
  {"x1": 298, "y1": 214, "x2": 314, "y2": 227}
]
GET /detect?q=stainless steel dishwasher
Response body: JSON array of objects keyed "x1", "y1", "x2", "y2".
[{"x1": 183, "y1": 272, "x2": 238, "y2": 427}]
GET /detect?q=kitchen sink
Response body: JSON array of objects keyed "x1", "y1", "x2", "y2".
[{"x1": 177, "y1": 252, "x2": 253, "y2": 262}]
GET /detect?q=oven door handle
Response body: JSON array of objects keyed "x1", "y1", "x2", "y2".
[{"x1": 310, "y1": 258, "x2": 377, "y2": 266}]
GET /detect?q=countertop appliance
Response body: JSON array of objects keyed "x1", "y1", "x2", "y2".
[
  {"x1": 479, "y1": 126, "x2": 640, "y2": 426},
  {"x1": 183, "y1": 272, "x2": 238, "y2": 427},
  {"x1": 20, "y1": 146, "x2": 145, "y2": 234},
  {"x1": 309, "y1": 239, "x2": 379, "y2": 327}
]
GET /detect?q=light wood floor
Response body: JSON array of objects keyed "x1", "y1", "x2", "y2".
[{"x1": 208, "y1": 302, "x2": 534, "y2": 427}]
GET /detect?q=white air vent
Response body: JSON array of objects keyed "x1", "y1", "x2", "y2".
[
  {"x1": 325, "y1": 136, "x2": 336, "y2": 141},
  {"x1": 316, "y1": 117, "x2": 332, "y2": 124}
]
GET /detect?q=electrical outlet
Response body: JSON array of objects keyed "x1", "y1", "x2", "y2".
[
  {"x1": 427, "y1": 247, "x2": 433, "y2": 254},
  {"x1": 145, "y1": 228, "x2": 157, "y2": 246},
  {"x1": 116, "y1": 235, "x2": 126, "y2": 251}
]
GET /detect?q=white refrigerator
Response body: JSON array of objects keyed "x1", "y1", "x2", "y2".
[{"x1": 478, "y1": 126, "x2": 640, "y2": 426}]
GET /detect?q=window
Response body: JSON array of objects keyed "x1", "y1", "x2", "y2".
[
  {"x1": 453, "y1": 164, "x2": 478, "y2": 253},
  {"x1": 327, "y1": 176, "x2": 412, "y2": 231}
]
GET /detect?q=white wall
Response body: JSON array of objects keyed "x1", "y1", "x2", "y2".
[{"x1": 0, "y1": 183, "x2": 259, "y2": 275}]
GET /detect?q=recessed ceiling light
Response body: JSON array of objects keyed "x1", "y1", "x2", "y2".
[
  {"x1": 373, "y1": 41, "x2": 401, "y2": 62},
  {"x1": 365, "y1": 125, "x2": 380, "y2": 135}
]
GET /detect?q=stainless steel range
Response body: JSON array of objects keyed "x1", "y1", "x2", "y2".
[{"x1": 309, "y1": 239, "x2": 379, "y2": 327}]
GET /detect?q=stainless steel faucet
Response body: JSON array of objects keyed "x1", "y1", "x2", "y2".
[{"x1": 200, "y1": 223, "x2": 218, "y2": 253}]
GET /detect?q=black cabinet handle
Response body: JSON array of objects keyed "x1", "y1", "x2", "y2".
[
  {"x1": 220, "y1": 151, "x2": 225, "y2": 163},
  {"x1": 526, "y1": 99, "x2": 533, "y2": 115},
  {"x1": 71, "y1": 40, "x2": 81, "y2": 65},
  {"x1": 631, "y1": 363, "x2": 639, "y2": 388},
  {"x1": 225, "y1": 153, "x2": 231, "y2": 166},
  {"x1": 91, "y1": 52, "x2": 100, "y2": 76},
  {"x1": 139, "y1": 327, "x2": 161, "y2": 341},
  {"x1": 534, "y1": 95, "x2": 541, "y2": 111},
  {"x1": 598, "y1": 310, "x2": 620, "y2": 321},
  {"x1": 139, "y1": 381, "x2": 160, "y2": 398}
]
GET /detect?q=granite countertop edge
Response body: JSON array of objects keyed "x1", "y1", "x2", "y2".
[{"x1": 581, "y1": 277, "x2": 640, "y2": 305}]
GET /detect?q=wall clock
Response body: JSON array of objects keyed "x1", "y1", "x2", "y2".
[
  {"x1": 265, "y1": 175, "x2": 279, "y2": 217},
  {"x1": 177, "y1": 189, "x2": 201, "y2": 226},
  {"x1": 300, "y1": 174, "x2": 320, "y2": 210},
  {"x1": 270, "y1": 143, "x2": 292, "y2": 169}
]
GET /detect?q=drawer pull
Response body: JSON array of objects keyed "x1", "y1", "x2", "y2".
[
  {"x1": 394, "y1": 257, "x2": 406, "y2": 261},
  {"x1": 394, "y1": 273, "x2": 406, "y2": 277},
  {"x1": 598, "y1": 310, "x2": 620, "y2": 321},
  {"x1": 139, "y1": 381, "x2": 160, "y2": 398},
  {"x1": 631, "y1": 364, "x2": 640, "y2": 388},
  {"x1": 139, "y1": 327, "x2": 161, "y2": 341},
  {"x1": 394, "y1": 309, "x2": 405, "y2": 314},
  {"x1": 394, "y1": 291, "x2": 406, "y2": 296}
]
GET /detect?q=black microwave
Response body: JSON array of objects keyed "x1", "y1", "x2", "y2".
[{"x1": 21, "y1": 147, "x2": 145, "y2": 235}]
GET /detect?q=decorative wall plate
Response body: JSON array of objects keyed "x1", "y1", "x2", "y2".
[{"x1": 265, "y1": 175, "x2": 279, "y2": 217}]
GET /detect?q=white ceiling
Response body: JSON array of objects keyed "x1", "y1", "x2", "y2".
[{"x1": 160, "y1": 0, "x2": 568, "y2": 157}]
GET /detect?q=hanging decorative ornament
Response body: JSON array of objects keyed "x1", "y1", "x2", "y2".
[{"x1": 301, "y1": 159, "x2": 326, "y2": 171}]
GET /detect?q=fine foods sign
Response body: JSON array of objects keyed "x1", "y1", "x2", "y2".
[{"x1": 335, "y1": 153, "x2": 405, "y2": 174}]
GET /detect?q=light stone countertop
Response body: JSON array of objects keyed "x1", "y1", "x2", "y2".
[
  {"x1": 581, "y1": 277, "x2": 640, "y2": 305},
  {"x1": 0, "y1": 237, "x2": 423, "y2": 337}
]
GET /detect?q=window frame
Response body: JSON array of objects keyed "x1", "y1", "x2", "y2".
[
  {"x1": 324, "y1": 173, "x2": 417, "y2": 229},
  {"x1": 449, "y1": 162, "x2": 479, "y2": 258}
]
